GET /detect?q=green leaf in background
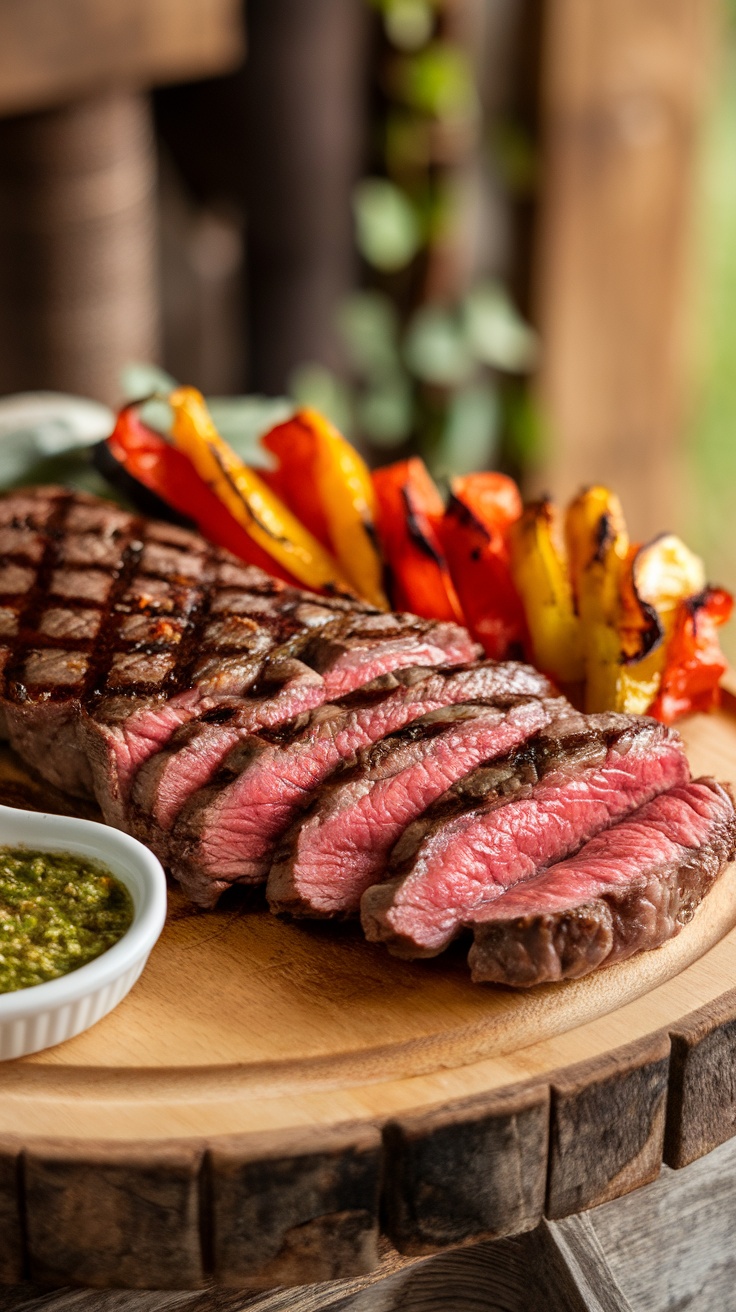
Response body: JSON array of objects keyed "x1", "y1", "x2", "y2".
[
  {"x1": 399, "y1": 43, "x2": 479, "y2": 122},
  {"x1": 0, "y1": 392, "x2": 115, "y2": 493},
  {"x1": 383, "y1": 0, "x2": 435, "y2": 51},
  {"x1": 404, "y1": 305, "x2": 474, "y2": 387},
  {"x1": 353, "y1": 178, "x2": 422, "y2": 272},
  {"x1": 462, "y1": 282, "x2": 538, "y2": 373},
  {"x1": 338, "y1": 291, "x2": 402, "y2": 379},
  {"x1": 120, "y1": 361, "x2": 178, "y2": 400},
  {"x1": 356, "y1": 374, "x2": 414, "y2": 447},
  {"x1": 434, "y1": 381, "x2": 500, "y2": 476},
  {"x1": 120, "y1": 362, "x2": 177, "y2": 435},
  {"x1": 289, "y1": 363, "x2": 354, "y2": 437},
  {"x1": 207, "y1": 396, "x2": 293, "y2": 464}
]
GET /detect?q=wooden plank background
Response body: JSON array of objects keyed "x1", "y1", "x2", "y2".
[{"x1": 533, "y1": 0, "x2": 716, "y2": 539}]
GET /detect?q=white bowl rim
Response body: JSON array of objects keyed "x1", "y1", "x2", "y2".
[{"x1": 0, "y1": 804, "x2": 167, "y2": 1020}]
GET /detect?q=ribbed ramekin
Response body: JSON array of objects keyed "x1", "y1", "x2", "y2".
[{"x1": 0, "y1": 804, "x2": 167, "y2": 1060}]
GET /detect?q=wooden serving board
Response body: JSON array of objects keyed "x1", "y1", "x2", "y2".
[{"x1": 3, "y1": 690, "x2": 736, "y2": 1291}]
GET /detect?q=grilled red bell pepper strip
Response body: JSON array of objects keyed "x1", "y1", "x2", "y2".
[
  {"x1": 101, "y1": 402, "x2": 301, "y2": 584},
  {"x1": 260, "y1": 412, "x2": 332, "y2": 549},
  {"x1": 260, "y1": 407, "x2": 387, "y2": 608},
  {"x1": 648, "y1": 587, "x2": 733, "y2": 723},
  {"x1": 371, "y1": 458, "x2": 465, "y2": 623},
  {"x1": 439, "y1": 473, "x2": 529, "y2": 660}
]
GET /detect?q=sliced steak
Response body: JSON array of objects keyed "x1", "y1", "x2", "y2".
[
  {"x1": 467, "y1": 778, "x2": 736, "y2": 986},
  {"x1": 268, "y1": 696, "x2": 562, "y2": 917},
  {"x1": 130, "y1": 612, "x2": 482, "y2": 833},
  {"x1": 360, "y1": 713, "x2": 690, "y2": 957},
  {"x1": 0, "y1": 488, "x2": 479, "y2": 828},
  {"x1": 168, "y1": 660, "x2": 557, "y2": 906}
]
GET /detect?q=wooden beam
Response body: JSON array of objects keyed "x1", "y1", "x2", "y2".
[
  {"x1": 0, "y1": 0, "x2": 244, "y2": 118},
  {"x1": 533, "y1": 0, "x2": 715, "y2": 538},
  {"x1": 0, "y1": 91, "x2": 159, "y2": 405}
]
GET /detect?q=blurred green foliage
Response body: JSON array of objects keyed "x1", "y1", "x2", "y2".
[
  {"x1": 290, "y1": 0, "x2": 539, "y2": 479},
  {"x1": 687, "y1": 16, "x2": 736, "y2": 661}
]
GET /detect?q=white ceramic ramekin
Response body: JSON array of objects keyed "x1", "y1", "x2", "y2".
[{"x1": 0, "y1": 804, "x2": 167, "y2": 1060}]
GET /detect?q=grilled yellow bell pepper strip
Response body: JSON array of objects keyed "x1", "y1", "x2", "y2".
[
  {"x1": 168, "y1": 388, "x2": 353, "y2": 595},
  {"x1": 617, "y1": 534, "x2": 706, "y2": 714},
  {"x1": 509, "y1": 499, "x2": 584, "y2": 684},
  {"x1": 263, "y1": 408, "x2": 387, "y2": 609},
  {"x1": 564, "y1": 487, "x2": 629, "y2": 712}
]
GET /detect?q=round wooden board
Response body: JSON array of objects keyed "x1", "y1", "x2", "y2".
[{"x1": 3, "y1": 690, "x2": 736, "y2": 1291}]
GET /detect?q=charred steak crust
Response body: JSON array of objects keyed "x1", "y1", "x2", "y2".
[
  {"x1": 467, "y1": 778, "x2": 736, "y2": 986},
  {"x1": 360, "y1": 713, "x2": 690, "y2": 957},
  {"x1": 0, "y1": 487, "x2": 325, "y2": 799},
  {"x1": 128, "y1": 614, "x2": 485, "y2": 836},
  {"x1": 0, "y1": 489, "x2": 479, "y2": 832}
]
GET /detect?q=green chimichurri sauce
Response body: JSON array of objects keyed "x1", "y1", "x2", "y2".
[{"x1": 0, "y1": 848, "x2": 134, "y2": 993}]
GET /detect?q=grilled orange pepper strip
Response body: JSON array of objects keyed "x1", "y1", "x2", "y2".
[
  {"x1": 262, "y1": 408, "x2": 388, "y2": 609},
  {"x1": 168, "y1": 388, "x2": 352, "y2": 595}
]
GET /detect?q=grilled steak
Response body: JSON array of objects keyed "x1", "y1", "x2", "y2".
[
  {"x1": 0, "y1": 488, "x2": 479, "y2": 828},
  {"x1": 167, "y1": 660, "x2": 556, "y2": 905},
  {"x1": 360, "y1": 713, "x2": 690, "y2": 957},
  {"x1": 269, "y1": 696, "x2": 564, "y2": 917},
  {"x1": 129, "y1": 612, "x2": 482, "y2": 833},
  {"x1": 467, "y1": 778, "x2": 736, "y2": 985}
]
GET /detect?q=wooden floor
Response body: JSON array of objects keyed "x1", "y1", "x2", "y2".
[{"x1": 2, "y1": 1132, "x2": 735, "y2": 1311}]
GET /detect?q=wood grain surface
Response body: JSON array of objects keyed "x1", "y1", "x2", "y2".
[
  {"x1": 0, "y1": 0, "x2": 244, "y2": 117},
  {"x1": 382, "y1": 1081, "x2": 549, "y2": 1255},
  {"x1": 0, "y1": 694, "x2": 735, "y2": 1289},
  {"x1": 533, "y1": 0, "x2": 715, "y2": 539},
  {"x1": 4, "y1": 1136, "x2": 736, "y2": 1307}
]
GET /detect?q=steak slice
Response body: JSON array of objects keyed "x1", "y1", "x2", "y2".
[
  {"x1": 467, "y1": 778, "x2": 736, "y2": 986},
  {"x1": 268, "y1": 696, "x2": 563, "y2": 917},
  {"x1": 0, "y1": 487, "x2": 479, "y2": 827},
  {"x1": 130, "y1": 612, "x2": 482, "y2": 833},
  {"x1": 360, "y1": 713, "x2": 690, "y2": 957},
  {"x1": 168, "y1": 660, "x2": 557, "y2": 906}
]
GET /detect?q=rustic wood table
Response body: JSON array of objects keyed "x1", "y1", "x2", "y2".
[{"x1": 1, "y1": 1131, "x2": 734, "y2": 1310}]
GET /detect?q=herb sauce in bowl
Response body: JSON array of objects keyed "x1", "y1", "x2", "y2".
[{"x1": 0, "y1": 848, "x2": 134, "y2": 993}]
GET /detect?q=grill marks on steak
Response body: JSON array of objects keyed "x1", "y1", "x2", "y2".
[
  {"x1": 167, "y1": 660, "x2": 557, "y2": 906},
  {"x1": 467, "y1": 778, "x2": 736, "y2": 985},
  {"x1": 0, "y1": 493, "x2": 320, "y2": 811},
  {"x1": 360, "y1": 714, "x2": 690, "y2": 957},
  {"x1": 268, "y1": 696, "x2": 562, "y2": 917},
  {"x1": 0, "y1": 488, "x2": 729, "y2": 990},
  {"x1": 130, "y1": 612, "x2": 484, "y2": 833},
  {"x1": 0, "y1": 488, "x2": 479, "y2": 825}
]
